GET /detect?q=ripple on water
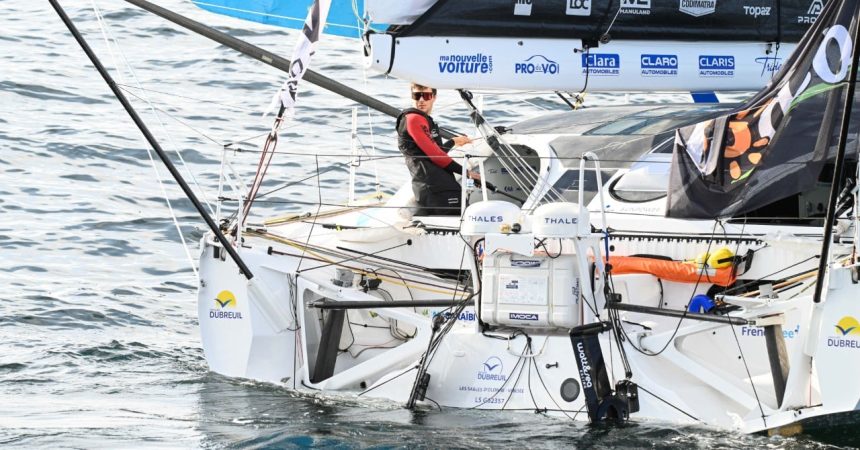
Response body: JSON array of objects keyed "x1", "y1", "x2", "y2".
[
  {"x1": 73, "y1": 340, "x2": 168, "y2": 363},
  {"x1": 0, "y1": 81, "x2": 109, "y2": 104},
  {"x1": 0, "y1": 235, "x2": 39, "y2": 249},
  {"x1": 59, "y1": 174, "x2": 100, "y2": 183},
  {"x1": 7, "y1": 306, "x2": 155, "y2": 330},
  {"x1": 0, "y1": 363, "x2": 28, "y2": 373}
]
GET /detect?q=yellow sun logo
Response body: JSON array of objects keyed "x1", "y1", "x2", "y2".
[
  {"x1": 835, "y1": 316, "x2": 860, "y2": 336},
  {"x1": 214, "y1": 290, "x2": 237, "y2": 309}
]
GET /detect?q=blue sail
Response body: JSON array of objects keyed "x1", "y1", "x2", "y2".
[{"x1": 191, "y1": 0, "x2": 376, "y2": 38}]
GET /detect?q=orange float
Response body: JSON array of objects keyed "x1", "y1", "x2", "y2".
[{"x1": 608, "y1": 256, "x2": 736, "y2": 286}]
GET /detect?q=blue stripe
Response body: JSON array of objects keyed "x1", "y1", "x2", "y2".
[
  {"x1": 690, "y1": 91, "x2": 719, "y2": 103},
  {"x1": 192, "y1": 0, "x2": 381, "y2": 39}
]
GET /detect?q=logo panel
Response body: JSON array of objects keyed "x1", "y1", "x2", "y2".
[
  {"x1": 680, "y1": 0, "x2": 716, "y2": 16},
  {"x1": 827, "y1": 316, "x2": 860, "y2": 349},
  {"x1": 641, "y1": 54, "x2": 678, "y2": 76},
  {"x1": 515, "y1": 55, "x2": 561, "y2": 75},
  {"x1": 438, "y1": 53, "x2": 493, "y2": 74},
  {"x1": 566, "y1": 0, "x2": 591, "y2": 16},
  {"x1": 581, "y1": 53, "x2": 621, "y2": 76},
  {"x1": 698, "y1": 55, "x2": 735, "y2": 77},
  {"x1": 509, "y1": 312, "x2": 539, "y2": 321},
  {"x1": 755, "y1": 56, "x2": 783, "y2": 76},
  {"x1": 621, "y1": 0, "x2": 651, "y2": 15},
  {"x1": 798, "y1": 0, "x2": 823, "y2": 23},
  {"x1": 514, "y1": 0, "x2": 533, "y2": 15},
  {"x1": 743, "y1": 5, "x2": 771, "y2": 17},
  {"x1": 210, "y1": 290, "x2": 243, "y2": 320}
]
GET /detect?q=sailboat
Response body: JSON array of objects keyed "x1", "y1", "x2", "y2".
[{"x1": 51, "y1": 0, "x2": 860, "y2": 437}]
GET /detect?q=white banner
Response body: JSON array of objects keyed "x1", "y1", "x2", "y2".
[{"x1": 268, "y1": 0, "x2": 332, "y2": 116}]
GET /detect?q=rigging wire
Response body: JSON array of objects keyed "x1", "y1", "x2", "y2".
[
  {"x1": 612, "y1": 220, "x2": 722, "y2": 357},
  {"x1": 461, "y1": 91, "x2": 567, "y2": 207},
  {"x1": 91, "y1": 2, "x2": 215, "y2": 216},
  {"x1": 90, "y1": 0, "x2": 202, "y2": 278},
  {"x1": 725, "y1": 309, "x2": 769, "y2": 429}
]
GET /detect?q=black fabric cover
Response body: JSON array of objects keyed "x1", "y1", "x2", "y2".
[
  {"x1": 666, "y1": 0, "x2": 860, "y2": 219},
  {"x1": 396, "y1": 0, "x2": 817, "y2": 42}
]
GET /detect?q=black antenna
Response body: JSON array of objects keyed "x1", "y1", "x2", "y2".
[
  {"x1": 813, "y1": 14, "x2": 859, "y2": 303},
  {"x1": 50, "y1": 0, "x2": 254, "y2": 280}
]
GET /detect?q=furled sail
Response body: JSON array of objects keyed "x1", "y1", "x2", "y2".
[
  {"x1": 243, "y1": 0, "x2": 331, "y2": 222},
  {"x1": 666, "y1": 0, "x2": 859, "y2": 219},
  {"x1": 192, "y1": 0, "x2": 370, "y2": 38},
  {"x1": 362, "y1": 0, "x2": 821, "y2": 91}
]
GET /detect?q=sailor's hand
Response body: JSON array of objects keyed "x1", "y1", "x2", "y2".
[
  {"x1": 452, "y1": 135, "x2": 473, "y2": 147},
  {"x1": 467, "y1": 170, "x2": 481, "y2": 181}
]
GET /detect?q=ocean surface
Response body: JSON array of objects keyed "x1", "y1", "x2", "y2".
[{"x1": 0, "y1": 1, "x2": 855, "y2": 448}]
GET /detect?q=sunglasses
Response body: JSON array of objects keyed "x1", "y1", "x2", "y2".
[{"x1": 411, "y1": 92, "x2": 435, "y2": 101}]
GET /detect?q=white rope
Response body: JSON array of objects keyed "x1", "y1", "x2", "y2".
[
  {"x1": 351, "y1": 1, "x2": 382, "y2": 196},
  {"x1": 91, "y1": 1, "x2": 200, "y2": 278}
]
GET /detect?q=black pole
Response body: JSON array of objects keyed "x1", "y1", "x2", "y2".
[
  {"x1": 606, "y1": 302, "x2": 750, "y2": 326},
  {"x1": 812, "y1": 18, "x2": 860, "y2": 303},
  {"x1": 122, "y1": 0, "x2": 460, "y2": 140},
  {"x1": 310, "y1": 299, "x2": 474, "y2": 310},
  {"x1": 50, "y1": 0, "x2": 254, "y2": 280}
]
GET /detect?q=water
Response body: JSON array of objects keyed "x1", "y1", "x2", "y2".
[{"x1": 0, "y1": 1, "x2": 854, "y2": 448}]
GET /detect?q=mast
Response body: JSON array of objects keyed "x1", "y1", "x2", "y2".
[
  {"x1": 812, "y1": 18, "x2": 860, "y2": 303},
  {"x1": 50, "y1": 0, "x2": 255, "y2": 280}
]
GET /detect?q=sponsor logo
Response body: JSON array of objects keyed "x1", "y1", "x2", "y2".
[
  {"x1": 511, "y1": 259, "x2": 542, "y2": 268},
  {"x1": 798, "y1": 0, "x2": 823, "y2": 23},
  {"x1": 827, "y1": 316, "x2": 860, "y2": 349},
  {"x1": 509, "y1": 312, "x2": 539, "y2": 321},
  {"x1": 432, "y1": 310, "x2": 477, "y2": 321},
  {"x1": 582, "y1": 53, "x2": 621, "y2": 76},
  {"x1": 438, "y1": 53, "x2": 493, "y2": 74},
  {"x1": 755, "y1": 56, "x2": 783, "y2": 76},
  {"x1": 566, "y1": 0, "x2": 591, "y2": 16},
  {"x1": 514, "y1": 0, "x2": 533, "y2": 16},
  {"x1": 478, "y1": 356, "x2": 507, "y2": 381},
  {"x1": 680, "y1": 0, "x2": 716, "y2": 17},
  {"x1": 698, "y1": 55, "x2": 735, "y2": 77},
  {"x1": 621, "y1": 0, "x2": 651, "y2": 15},
  {"x1": 836, "y1": 316, "x2": 860, "y2": 335},
  {"x1": 543, "y1": 216, "x2": 578, "y2": 225},
  {"x1": 515, "y1": 55, "x2": 560, "y2": 75},
  {"x1": 640, "y1": 54, "x2": 678, "y2": 76},
  {"x1": 468, "y1": 215, "x2": 503, "y2": 223},
  {"x1": 741, "y1": 325, "x2": 800, "y2": 339},
  {"x1": 504, "y1": 280, "x2": 519, "y2": 290},
  {"x1": 210, "y1": 290, "x2": 243, "y2": 320},
  {"x1": 575, "y1": 342, "x2": 593, "y2": 388},
  {"x1": 743, "y1": 5, "x2": 771, "y2": 17}
]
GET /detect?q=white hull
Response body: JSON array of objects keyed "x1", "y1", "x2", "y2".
[{"x1": 197, "y1": 196, "x2": 860, "y2": 434}]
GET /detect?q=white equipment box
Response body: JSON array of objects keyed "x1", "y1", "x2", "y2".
[{"x1": 481, "y1": 253, "x2": 580, "y2": 328}]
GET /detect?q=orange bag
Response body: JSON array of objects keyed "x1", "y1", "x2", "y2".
[{"x1": 608, "y1": 256, "x2": 736, "y2": 286}]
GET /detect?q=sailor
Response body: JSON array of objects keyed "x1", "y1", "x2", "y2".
[{"x1": 396, "y1": 83, "x2": 480, "y2": 216}]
